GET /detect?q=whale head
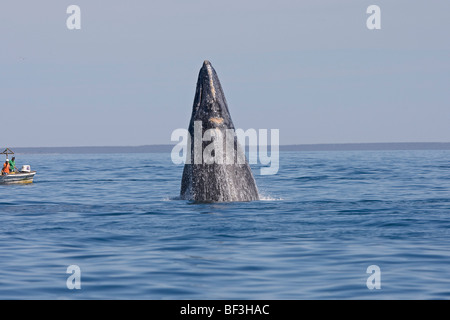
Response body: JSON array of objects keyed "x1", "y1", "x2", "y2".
[
  {"x1": 180, "y1": 60, "x2": 260, "y2": 202},
  {"x1": 189, "y1": 60, "x2": 234, "y2": 133}
]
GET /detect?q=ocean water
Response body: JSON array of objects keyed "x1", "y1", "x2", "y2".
[{"x1": 0, "y1": 150, "x2": 449, "y2": 300}]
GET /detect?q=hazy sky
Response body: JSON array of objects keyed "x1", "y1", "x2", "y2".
[{"x1": 1, "y1": 1, "x2": 449, "y2": 147}]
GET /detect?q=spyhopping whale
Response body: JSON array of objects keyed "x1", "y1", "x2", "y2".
[{"x1": 180, "y1": 60, "x2": 259, "y2": 202}]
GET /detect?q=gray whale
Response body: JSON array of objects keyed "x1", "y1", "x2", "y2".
[{"x1": 180, "y1": 60, "x2": 259, "y2": 202}]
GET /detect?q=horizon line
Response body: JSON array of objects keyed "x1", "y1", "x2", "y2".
[
  {"x1": 5, "y1": 142, "x2": 450, "y2": 154},
  {"x1": 8, "y1": 141, "x2": 450, "y2": 148}
]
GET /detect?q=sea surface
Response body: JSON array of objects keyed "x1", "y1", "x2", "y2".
[{"x1": 0, "y1": 151, "x2": 449, "y2": 299}]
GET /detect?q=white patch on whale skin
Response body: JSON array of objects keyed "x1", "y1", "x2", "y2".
[{"x1": 206, "y1": 64, "x2": 216, "y2": 100}]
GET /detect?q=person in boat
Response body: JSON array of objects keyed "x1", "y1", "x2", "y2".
[
  {"x1": 1, "y1": 160, "x2": 10, "y2": 175},
  {"x1": 9, "y1": 157, "x2": 17, "y2": 173}
]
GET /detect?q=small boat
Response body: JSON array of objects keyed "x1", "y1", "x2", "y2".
[
  {"x1": 0, "y1": 148, "x2": 37, "y2": 185},
  {"x1": 0, "y1": 171, "x2": 36, "y2": 185}
]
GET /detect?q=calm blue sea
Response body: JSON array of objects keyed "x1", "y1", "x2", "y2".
[{"x1": 0, "y1": 151, "x2": 449, "y2": 299}]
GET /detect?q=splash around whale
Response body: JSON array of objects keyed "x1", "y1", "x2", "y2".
[{"x1": 180, "y1": 60, "x2": 260, "y2": 202}]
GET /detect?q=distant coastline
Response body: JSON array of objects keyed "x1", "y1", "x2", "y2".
[{"x1": 11, "y1": 142, "x2": 450, "y2": 154}]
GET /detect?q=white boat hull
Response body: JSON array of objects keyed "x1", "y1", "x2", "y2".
[{"x1": 0, "y1": 172, "x2": 36, "y2": 185}]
